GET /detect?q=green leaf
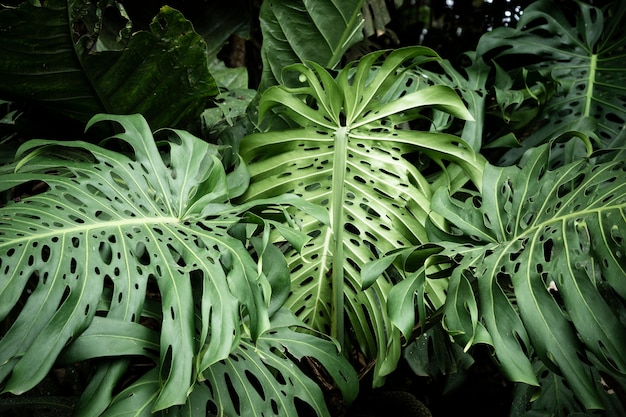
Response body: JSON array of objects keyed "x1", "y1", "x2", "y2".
[
  {"x1": 58, "y1": 317, "x2": 160, "y2": 363},
  {"x1": 239, "y1": 46, "x2": 485, "y2": 385},
  {"x1": 403, "y1": 326, "x2": 474, "y2": 379},
  {"x1": 477, "y1": 0, "x2": 626, "y2": 162},
  {"x1": 258, "y1": 0, "x2": 365, "y2": 90},
  {"x1": 0, "y1": 1, "x2": 218, "y2": 129},
  {"x1": 0, "y1": 114, "x2": 271, "y2": 411},
  {"x1": 201, "y1": 308, "x2": 358, "y2": 417},
  {"x1": 433, "y1": 141, "x2": 626, "y2": 409},
  {"x1": 99, "y1": 369, "x2": 161, "y2": 417}
]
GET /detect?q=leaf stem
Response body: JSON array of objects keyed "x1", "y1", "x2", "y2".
[{"x1": 585, "y1": 54, "x2": 597, "y2": 117}]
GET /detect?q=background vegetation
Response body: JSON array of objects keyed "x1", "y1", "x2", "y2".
[{"x1": 0, "y1": 0, "x2": 625, "y2": 416}]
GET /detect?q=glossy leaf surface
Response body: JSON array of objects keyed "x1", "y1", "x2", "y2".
[
  {"x1": 0, "y1": 1, "x2": 217, "y2": 129},
  {"x1": 0, "y1": 114, "x2": 271, "y2": 412},
  {"x1": 258, "y1": 0, "x2": 364, "y2": 89}
]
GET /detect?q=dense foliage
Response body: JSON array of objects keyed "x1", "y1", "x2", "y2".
[{"x1": 0, "y1": 0, "x2": 625, "y2": 416}]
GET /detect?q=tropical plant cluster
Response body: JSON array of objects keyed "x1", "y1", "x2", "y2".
[{"x1": 0, "y1": 0, "x2": 625, "y2": 416}]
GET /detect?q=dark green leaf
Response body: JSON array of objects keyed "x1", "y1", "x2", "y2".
[
  {"x1": 477, "y1": 0, "x2": 626, "y2": 162},
  {"x1": 434, "y1": 141, "x2": 626, "y2": 409}
]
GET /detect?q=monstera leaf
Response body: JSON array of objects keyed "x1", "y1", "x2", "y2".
[
  {"x1": 428, "y1": 140, "x2": 626, "y2": 411},
  {"x1": 238, "y1": 46, "x2": 485, "y2": 385},
  {"x1": 258, "y1": 0, "x2": 364, "y2": 90},
  {"x1": 0, "y1": 0, "x2": 218, "y2": 129},
  {"x1": 476, "y1": 0, "x2": 626, "y2": 163},
  {"x1": 61, "y1": 309, "x2": 357, "y2": 417},
  {"x1": 0, "y1": 114, "x2": 351, "y2": 416}
]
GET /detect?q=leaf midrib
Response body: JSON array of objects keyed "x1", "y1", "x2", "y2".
[{"x1": 0, "y1": 216, "x2": 180, "y2": 248}]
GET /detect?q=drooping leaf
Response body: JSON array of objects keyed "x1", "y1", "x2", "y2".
[
  {"x1": 511, "y1": 360, "x2": 626, "y2": 417},
  {"x1": 238, "y1": 46, "x2": 485, "y2": 385},
  {"x1": 56, "y1": 309, "x2": 358, "y2": 417},
  {"x1": 431, "y1": 140, "x2": 626, "y2": 410},
  {"x1": 0, "y1": 1, "x2": 218, "y2": 129},
  {"x1": 258, "y1": 0, "x2": 365, "y2": 90}
]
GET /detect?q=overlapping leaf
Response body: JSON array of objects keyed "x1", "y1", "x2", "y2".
[
  {"x1": 430, "y1": 141, "x2": 626, "y2": 409},
  {"x1": 238, "y1": 47, "x2": 485, "y2": 385},
  {"x1": 60, "y1": 309, "x2": 358, "y2": 417},
  {"x1": 0, "y1": 0, "x2": 217, "y2": 129},
  {"x1": 0, "y1": 114, "x2": 273, "y2": 412},
  {"x1": 202, "y1": 309, "x2": 358, "y2": 417}
]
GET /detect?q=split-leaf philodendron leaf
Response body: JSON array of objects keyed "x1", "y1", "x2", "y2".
[
  {"x1": 432, "y1": 140, "x2": 626, "y2": 410},
  {"x1": 238, "y1": 46, "x2": 486, "y2": 386},
  {"x1": 0, "y1": 114, "x2": 354, "y2": 416},
  {"x1": 477, "y1": 0, "x2": 626, "y2": 163}
]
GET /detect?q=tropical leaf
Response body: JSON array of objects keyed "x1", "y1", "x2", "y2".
[
  {"x1": 429, "y1": 140, "x2": 626, "y2": 410},
  {"x1": 0, "y1": 1, "x2": 218, "y2": 129},
  {"x1": 202, "y1": 309, "x2": 358, "y2": 417},
  {"x1": 258, "y1": 0, "x2": 365, "y2": 90},
  {"x1": 0, "y1": 114, "x2": 282, "y2": 413},
  {"x1": 59, "y1": 309, "x2": 358, "y2": 417},
  {"x1": 511, "y1": 360, "x2": 626, "y2": 417},
  {"x1": 238, "y1": 46, "x2": 485, "y2": 385},
  {"x1": 476, "y1": 0, "x2": 626, "y2": 163}
]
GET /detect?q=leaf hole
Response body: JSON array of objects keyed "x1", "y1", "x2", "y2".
[
  {"x1": 225, "y1": 373, "x2": 241, "y2": 415},
  {"x1": 543, "y1": 239, "x2": 554, "y2": 262},
  {"x1": 245, "y1": 370, "x2": 265, "y2": 400}
]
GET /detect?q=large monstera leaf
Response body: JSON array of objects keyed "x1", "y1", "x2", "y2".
[
  {"x1": 476, "y1": 0, "x2": 626, "y2": 163},
  {"x1": 0, "y1": 1, "x2": 218, "y2": 129},
  {"x1": 0, "y1": 114, "x2": 339, "y2": 415},
  {"x1": 429, "y1": 140, "x2": 626, "y2": 411},
  {"x1": 238, "y1": 47, "x2": 485, "y2": 385}
]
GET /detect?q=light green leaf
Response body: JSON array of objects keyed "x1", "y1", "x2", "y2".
[
  {"x1": 59, "y1": 317, "x2": 160, "y2": 363},
  {"x1": 239, "y1": 46, "x2": 485, "y2": 385},
  {"x1": 100, "y1": 369, "x2": 161, "y2": 417},
  {"x1": 201, "y1": 308, "x2": 358, "y2": 417}
]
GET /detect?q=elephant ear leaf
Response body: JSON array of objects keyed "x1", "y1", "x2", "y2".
[
  {"x1": 435, "y1": 140, "x2": 626, "y2": 410},
  {"x1": 258, "y1": 0, "x2": 364, "y2": 90},
  {"x1": 0, "y1": 1, "x2": 218, "y2": 129}
]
